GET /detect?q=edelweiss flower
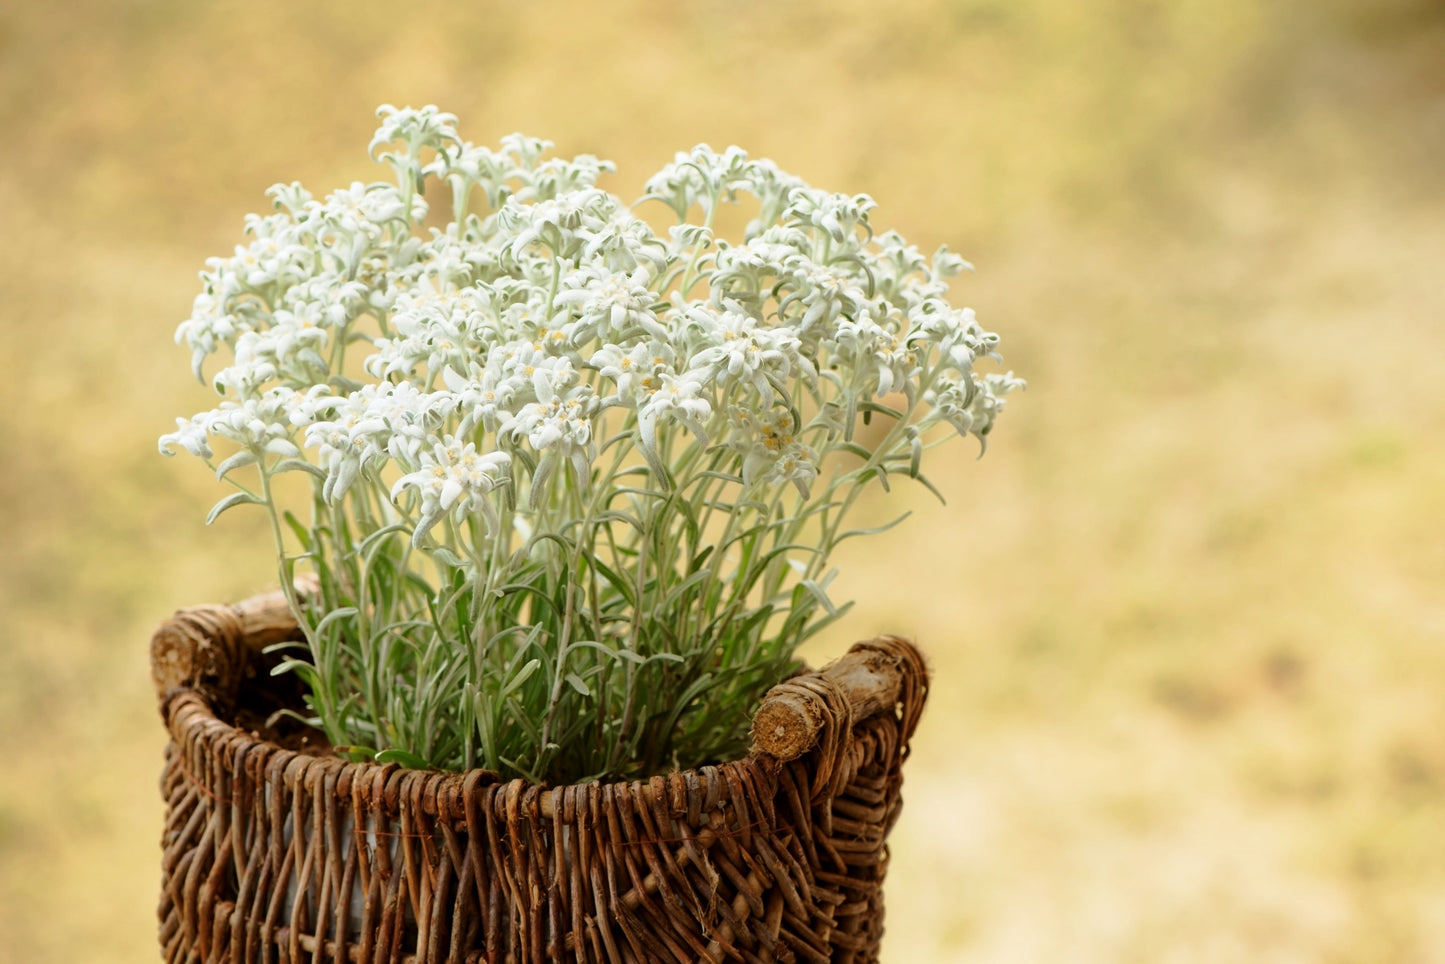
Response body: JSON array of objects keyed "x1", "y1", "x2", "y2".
[
  {"x1": 908, "y1": 303, "x2": 997, "y2": 372},
  {"x1": 508, "y1": 387, "x2": 598, "y2": 503},
  {"x1": 637, "y1": 372, "x2": 712, "y2": 476},
  {"x1": 589, "y1": 342, "x2": 661, "y2": 402},
  {"x1": 391, "y1": 437, "x2": 511, "y2": 546},
  {"x1": 785, "y1": 188, "x2": 876, "y2": 244},
  {"x1": 781, "y1": 262, "x2": 870, "y2": 335},
  {"x1": 553, "y1": 267, "x2": 665, "y2": 341},
  {"x1": 924, "y1": 371, "x2": 1025, "y2": 443},
  {"x1": 158, "y1": 416, "x2": 213, "y2": 459},
  {"x1": 165, "y1": 106, "x2": 1019, "y2": 584},
  {"x1": 443, "y1": 363, "x2": 518, "y2": 435},
  {"x1": 687, "y1": 307, "x2": 803, "y2": 399},
  {"x1": 762, "y1": 441, "x2": 819, "y2": 498}
]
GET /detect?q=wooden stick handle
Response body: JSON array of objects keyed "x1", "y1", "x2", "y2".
[
  {"x1": 749, "y1": 636, "x2": 922, "y2": 762},
  {"x1": 232, "y1": 586, "x2": 304, "y2": 645},
  {"x1": 151, "y1": 584, "x2": 307, "y2": 706}
]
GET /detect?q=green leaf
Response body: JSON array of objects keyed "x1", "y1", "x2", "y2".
[
  {"x1": 374, "y1": 749, "x2": 431, "y2": 769},
  {"x1": 431, "y1": 546, "x2": 466, "y2": 569},
  {"x1": 214, "y1": 450, "x2": 258, "y2": 480},
  {"x1": 800, "y1": 579, "x2": 838, "y2": 616},
  {"x1": 588, "y1": 557, "x2": 636, "y2": 607},
  {"x1": 911, "y1": 471, "x2": 948, "y2": 506},
  {"x1": 206, "y1": 491, "x2": 263, "y2": 525},
  {"x1": 314, "y1": 607, "x2": 359, "y2": 637},
  {"x1": 281, "y1": 510, "x2": 314, "y2": 551},
  {"x1": 835, "y1": 513, "x2": 912, "y2": 549},
  {"x1": 269, "y1": 658, "x2": 320, "y2": 690},
  {"x1": 565, "y1": 673, "x2": 592, "y2": 697},
  {"x1": 359, "y1": 522, "x2": 410, "y2": 557},
  {"x1": 857, "y1": 400, "x2": 905, "y2": 421},
  {"x1": 501, "y1": 659, "x2": 541, "y2": 697},
  {"x1": 693, "y1": 470, "x2": 745, "y2": 485},
  {"x1": 333, "y1": 745, "x2": 378, "y2": 763},
  {"x1": 656, "y1": 671, "x2": 716, "y2": 742},
  {"x1": 272, "y1": 458, "x2": 327, "y2": 480}
]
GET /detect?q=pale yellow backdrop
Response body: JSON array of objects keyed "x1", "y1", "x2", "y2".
[{"x1": 1, "y1": 1, "x2": 1442, "y2": 961}]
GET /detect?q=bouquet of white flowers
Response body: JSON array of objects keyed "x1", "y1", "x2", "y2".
[{"x1": 160, "y1": 105, "x2": 1022, "y2": 785}]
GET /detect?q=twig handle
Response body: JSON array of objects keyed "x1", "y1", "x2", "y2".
[
  {"x1": 749, "y1": 636, "x2": 926, "y2": 762},
  {"x1": 150, "y1": 586, "x2": 304, "y2": 708}
]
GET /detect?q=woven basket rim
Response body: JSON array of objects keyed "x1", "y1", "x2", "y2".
[
  {"x1": 153, "y1": 588, "x2": 927, "y2": 818},
  {"x1": 165, "y1": 692, "x2": 788, "y2": 826}
]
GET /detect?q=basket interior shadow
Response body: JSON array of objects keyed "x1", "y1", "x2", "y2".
[{"x1": 151, "y1": 590, "x2": 928, "y2": 964}]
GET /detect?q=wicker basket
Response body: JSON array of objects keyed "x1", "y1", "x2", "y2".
[{"x1": 151, "y1": 590, "x2": 928, "y2": 963}]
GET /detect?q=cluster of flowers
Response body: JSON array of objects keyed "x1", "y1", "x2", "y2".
[{"x1": 161, "y1": 106, "x2": 1022, "y2": 547}]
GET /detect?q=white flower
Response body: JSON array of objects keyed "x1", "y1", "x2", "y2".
[
  {"x1": 687, "y1": 306, "x2": 805, "y2": 400},
  {"x1": 175, "y1": 291, "x2": 247, "y2": 380},
  {"x1": 785, "y1": 188, "x2": 876, "y2": 245},
  {"x1": 763, "y1": 441, "x2": 819, "y2": 498},
  {"x1": 211, "y1": 314, "x2": 330, "y2": 397},
  {"x1": 589, "y1": 342, "x2": 662, "y2": 402},
  {"x1": 318, "y1": 182, "x2": 425, "y2": 243},
  {"x1": 827, "y1": 313, "x2": 918, "y2": 400},
  {"x1": 370, "y1": 104, "x2": 461, "y2": 169},
  {"x1": 443, "y1": 363, "x2": 518, "y2": 435},
  {"x1": 162, "y1": 390, "x2": 301, "y2": 470},
  {"x1": 232, "y1": 232, "x2": 311, "y2": 289},
  {"x1": 642, "y1": 143, "x2": 757, "y2": 220},
  {"x1": 554, "y1": 266, "x2": 665, "y2": 341},
  {"x1": 499, "y1": 189, "x2": 613, "y2": 260},
  {"x1": 726, "y1": 407, "x2": 817, "y2": 497},
  {"x1": 578, "y1": 212, "x2": 669, "y2": 275},
  {"x1": 924, "y1": 371, "x2": 1025, "y2": 442},
  {"x1": 507, "y1": 386, "x2": 598, "y2": 502},
  {"x1": 637, "y1": 372, "x2": 712, "y2": 474},
  {"x1": 364, "y1": 382, "x2": 456, "y2": 465},
  {"x1": 282, "y1": 276, "x2": 368, "y2": 332},
  {"x1": 367, "y1": 288, "x2": 496, "y2": 380},
  {"x1": 301, "y1": 389, "x2": 389, "y2": 502},
  {"x1": 781, "y1": 262, "x2": 870, "y2": 335},
  {"x1": 908, "y1": 303, "x2": 998, "y2": 372},
  {"x1": 158, "y1": 416, "x2": 213, "y2": 459},
  {"x1": 520, "y1": 154, "x2": 616, "y2": 202},
  {"x1": 391, "y1": 437, "x2": 510, "y2": 546}
]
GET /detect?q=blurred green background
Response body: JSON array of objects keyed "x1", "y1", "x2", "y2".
[{"x1": 1, "y1": 0, "x2": 1442, "y2": 960}]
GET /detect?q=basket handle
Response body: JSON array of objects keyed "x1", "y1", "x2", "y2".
[
  {"x1": 151, "y1": 587, "x2": 302, "y2": 709},
  {"x1": 749, "y1": 636, "x2": 928, "y2": 762}
]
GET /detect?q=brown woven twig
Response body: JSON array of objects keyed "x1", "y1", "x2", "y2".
[{"x1": 153, "y1": 590, "x2": 929, "y2": 963}]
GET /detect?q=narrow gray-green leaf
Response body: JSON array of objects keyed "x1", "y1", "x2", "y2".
[
  {"x1": 501, "y1": 659, "x2": 541, "y2": 697},
  {"x1": 273, "y1": 458, "x2": 327, "y2": 480},
  {"x1": 314, "y1": 607, "x2": 359, "y2": 636},
  {"x1": 206, "y1": 491, "x2": 263, "y2": 525},
  {"x1": 799, "y1": 579, "x2": 838, "y2": 616},
  {"x1": 214, "y1": 450, "x2": 258, "y2": 480}
]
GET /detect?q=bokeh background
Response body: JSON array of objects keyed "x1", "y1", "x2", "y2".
[{"x1": 2, "y1": 0, "x2": 1443, "y2": 960}]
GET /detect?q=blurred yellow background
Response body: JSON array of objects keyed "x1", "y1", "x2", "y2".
[{"x1": 1, "y1": 0, "x2": 1442, "y2": 960}]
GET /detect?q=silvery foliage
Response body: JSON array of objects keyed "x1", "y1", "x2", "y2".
[{"x1": 159, "y1": 105, "x2": 1023, "y2": 781}]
